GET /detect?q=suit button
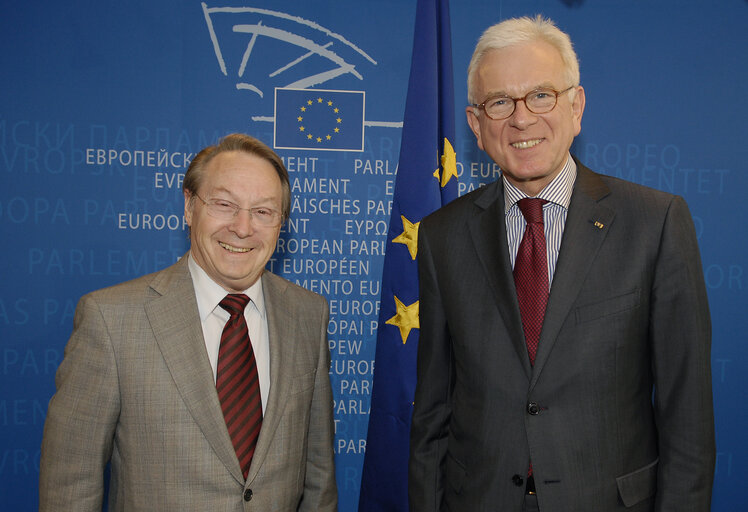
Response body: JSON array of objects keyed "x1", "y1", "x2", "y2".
[
  {"x1": 527, "y1": 402, "x2": 540, "y2": 415},
  {"x1": 512, "y1": 474, "x2": 524, "y2": 487},
  {"x1": 243, "y1": 488, "x2": 253, "y2": 501}
]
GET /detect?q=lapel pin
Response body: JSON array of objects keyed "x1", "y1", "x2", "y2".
[{"x1": 594, "y1": 221, "x2": 604, "y2": 229}]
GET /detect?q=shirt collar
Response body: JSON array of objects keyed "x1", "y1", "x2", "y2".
[
  {"x1": 503, "y1": 154, "x2": 577, "y2": 214},
  {"x1": 187, "y1": 253, "x2": 266, "y2": 321}
]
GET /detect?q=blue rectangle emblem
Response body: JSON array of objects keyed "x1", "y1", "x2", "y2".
[{"x1": 274, "y1": 88, "x2": 365, "y2": 151}]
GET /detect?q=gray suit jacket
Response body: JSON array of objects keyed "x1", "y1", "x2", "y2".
[
  {"x1": 39, "y1": 255, "x2": 337, "y2": 511},
  {"x1": 409, "y1": 160, "x2": 715, "y2": 511}
]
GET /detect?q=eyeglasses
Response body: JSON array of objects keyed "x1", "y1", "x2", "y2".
[
  {"x1": 193, "y1": 193, "x2": 283, "y2": 227},
  {"x1": 472, "y1": 85, "x2": 576, "y2": 120}
]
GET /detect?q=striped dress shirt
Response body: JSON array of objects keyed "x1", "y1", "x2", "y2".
[{"x1": 504, "y1": 155, "x2": 577, "y2": 289}]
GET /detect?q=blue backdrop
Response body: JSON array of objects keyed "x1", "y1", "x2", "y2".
[{"x1": 1, "y1": 1, "x2": 746, "y2": 510}]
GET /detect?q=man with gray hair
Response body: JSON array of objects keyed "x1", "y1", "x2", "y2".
[
  {"x1": 40, "y1": 133, "x2": 337, "y2": 511},
  {"x1": 409, "y1": 15, "x2": 714, "y2": 512}
]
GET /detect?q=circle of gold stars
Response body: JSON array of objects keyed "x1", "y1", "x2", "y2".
[{"x1": 297, "y1": 96, "x2": 342, "y2": 143}]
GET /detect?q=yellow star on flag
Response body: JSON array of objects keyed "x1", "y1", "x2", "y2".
[
  {"x1": 433, "y1": 137, "x2": 458, "y2": 187},
  {"x1": 392, "y1": 215, "x2": 419, "y2": 260},
  {"x1": 386, "y1": 295, "x2": 420, "y2": 344}
]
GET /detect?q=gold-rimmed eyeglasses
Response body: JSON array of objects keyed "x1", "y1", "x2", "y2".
[{"x1": 472, "y1": 85, "x2": 576, "y2": 120}]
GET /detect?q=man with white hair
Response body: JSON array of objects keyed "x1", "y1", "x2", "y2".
[{"x1": 409, "y1": 15, "x2": 714, "y2": 512}]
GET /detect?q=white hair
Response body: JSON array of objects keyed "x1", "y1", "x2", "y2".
[{"x1": 467, "y1": 15, "x2": 580, "y2": 104}]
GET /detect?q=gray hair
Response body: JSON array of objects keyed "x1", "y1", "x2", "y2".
[{"x1": 183, "y1": 133, "x2": 291, "y2": 221}]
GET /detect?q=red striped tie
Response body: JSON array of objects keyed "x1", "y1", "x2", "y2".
[
  {"x1": 513, "y1": 198, "x2": 549, "y2": 365},
  {"x1": 217, "y1": 294, "x2": 262, "y2": 480}
]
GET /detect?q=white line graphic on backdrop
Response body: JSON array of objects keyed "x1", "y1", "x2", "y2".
[
  {"x1": 253, "y1": 116, "x2": 402, "y2": 128},
  {"x1": 201, "y1": 2, "x2": 402, "y2": 128}
]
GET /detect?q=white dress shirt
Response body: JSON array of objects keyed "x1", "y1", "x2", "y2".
[{"x1": 187, "y1": 254, "x2": 270, "y2": 413}]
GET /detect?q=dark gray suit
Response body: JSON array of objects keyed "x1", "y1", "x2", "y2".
[
  {"x1": 409, "y1": 159, "x2": 715, "y2": 511},
  {"x1": 40, "y1": 255, "x2": 337, "y2": 511}
]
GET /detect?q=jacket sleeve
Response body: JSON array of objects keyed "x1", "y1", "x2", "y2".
[
  {"x1": 298, "y1": 298, "x2": 338, "y2": 512},
  {"x1": 39, "y1": 293, "x2": 121, "y2": 512},
  {"x1": 409, "y1": 220, "x2": 452, "y2": 512},
  {"x1": 650, "y1": 196, "x2": 715, "y2": 511}
]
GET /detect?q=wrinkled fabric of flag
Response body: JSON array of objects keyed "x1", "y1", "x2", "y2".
[{"x1": 359, "y1": 0, "x2": 457, "y2": 510}]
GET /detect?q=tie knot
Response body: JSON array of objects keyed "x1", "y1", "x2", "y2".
[
  {"x1": 517, "y1": 198, "x2": 547, "y2": 224},
  {"x1": 219, "y1": 294, "x2": 250, "y2": 317}
]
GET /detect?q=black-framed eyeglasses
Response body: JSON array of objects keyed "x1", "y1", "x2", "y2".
[
  {"x1": 472, "y1": 85, "x2": 576, "y2": 120},
  {"x1": 193, "y1": 193, "x2": 283, "y2": 227}
]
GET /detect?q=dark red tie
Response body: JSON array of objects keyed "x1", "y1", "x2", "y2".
[
  {"x1": 217, "y1": 294, "x2": 262, "y2": 480},
  {"x1": 513, "y1": 198, "x2": 549, "y2": 366}
]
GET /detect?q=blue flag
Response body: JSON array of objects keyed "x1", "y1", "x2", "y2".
[
  {"x1": 274, "y1": 88, "x2": 365, "y2": 151},
  {"x1": 358, "y1": 0, "x2": 457, "y2": 509}
]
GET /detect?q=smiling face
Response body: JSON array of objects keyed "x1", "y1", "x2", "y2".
[
  {"x1": 466, "y1": 40, "x2": 585, "y2": 196},
  {"x1": 184, "y1": 150, "x2": 283, "y2": 293}
]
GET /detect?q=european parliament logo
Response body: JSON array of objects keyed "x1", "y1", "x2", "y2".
[
  {"x1": 201, "y1": 3, "x2": 377, "y2": 99},
  {"x1": 274, "y1": 88, "x2": 365, "y2": 151}
]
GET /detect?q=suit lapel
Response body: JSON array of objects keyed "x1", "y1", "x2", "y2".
[
  {"x1": 245, "y1": 271, "x2": 295, "y2": 484},
  {"x1": 145, "y1": 255, "x2": 245, "y2": 484},
  {"x1": 468, "y1": 182, "x2": 532, "y2": 378},
  {"x1": 530, "y1": 164, "x2": 615, "y2": 388}
]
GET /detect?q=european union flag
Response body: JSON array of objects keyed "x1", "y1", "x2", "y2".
[
  {"x1": 359, "y1": 0, "x2": 457, "y2": 510},
  {"x1": 274, "y1": 88, "x2": 365, "y2": 151}
]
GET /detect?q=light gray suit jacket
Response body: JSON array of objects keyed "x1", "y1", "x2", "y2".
[
  {"x1": 409, "y1": 160, "x2": 715, "y2": 511},
  {"x1": 39, "y1": 255, "x2": 337, "y2": 511}
]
